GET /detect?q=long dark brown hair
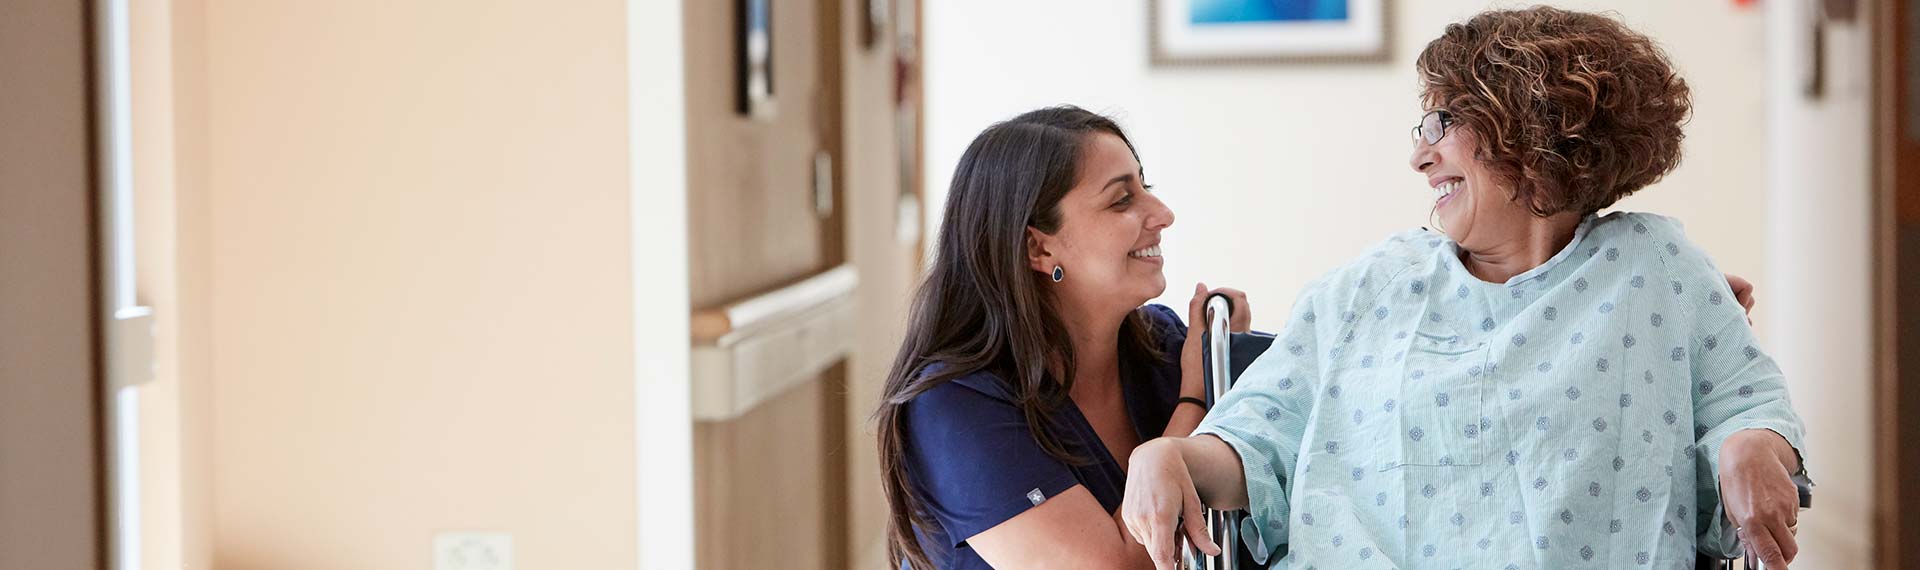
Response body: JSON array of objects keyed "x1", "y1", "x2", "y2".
[{"x1": 875, "y1": 106, "x2": 1162, "y2": 569}]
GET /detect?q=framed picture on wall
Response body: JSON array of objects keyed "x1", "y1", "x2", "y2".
[
  {"x1": 862, "y1": 0, "x2": 890, "y2": 49},
  {"x1": 1150, "y1": 0, "x2": 1390, "y2": 65},
  {"x1": 737, "y1": 0, "x2": 775, "y2": 117}
]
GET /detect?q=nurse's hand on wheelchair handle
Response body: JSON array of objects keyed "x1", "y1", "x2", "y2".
[
  {"x1": 1122, "y1": 439, "x2": 1219, "y2": 570},
  {"x1": 1185, "y1": 282, "x2": 1251, "y2": 333},
  {"x1": 1720, "y1": 429, "x2": 1802, "y2": 569},
  {"x1": 1725, "y1": 273, "x2": 1756, "y2": 322},
  {"x1": 1180, "y1": 283, "x2": 1251, "y2": 401}
]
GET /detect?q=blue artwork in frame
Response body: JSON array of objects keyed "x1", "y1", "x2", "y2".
[
  {"x1": 1152, "y1": 0, "x2": 1387, "y2": 64},
  {"x1": 1190, "y1": 0, "x2": 1349, "y2": 24}
]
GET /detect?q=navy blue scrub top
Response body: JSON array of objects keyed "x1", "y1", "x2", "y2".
[{"x1": 901, "y1": 305, "x2": 1187, "y2": 570}]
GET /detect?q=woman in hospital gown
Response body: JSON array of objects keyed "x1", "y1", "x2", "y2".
[{"x1": 1121, "y1": 7, "x2": 1811, "y2": 570}]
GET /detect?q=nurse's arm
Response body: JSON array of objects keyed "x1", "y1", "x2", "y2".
[{"x1": 967, "y1": 484, "x2": 1156, "y2": 570}]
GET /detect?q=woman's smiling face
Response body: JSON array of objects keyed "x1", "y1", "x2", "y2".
[
  {"x1": 1029, "y1": 132, "x2": 1174, "y2": 313},
  {"x1": 1409, "y1": 113, "x2": 1532, "y2": 251}
]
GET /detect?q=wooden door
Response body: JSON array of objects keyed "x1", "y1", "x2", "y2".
[
  {"x1": 686, "y1": 0, "x2": 844, "y2": 307},
  {"x1": 684, "y1": 0, "x2": 850, "y2": 568},
  {"x1": 0, "y1": 0, "x2": 105, "y2": 567},
  {"x1": 1874, "y1": 0, "x2": 1920, "y2": 566}
]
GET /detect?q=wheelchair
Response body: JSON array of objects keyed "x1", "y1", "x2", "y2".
[{"x1": 1182, "y1": 294, "x2": 1812, "y2": 570}]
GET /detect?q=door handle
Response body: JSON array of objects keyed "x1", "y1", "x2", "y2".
[{"x1": 813, "y1": 150, "x2": 834, "y2": 219}]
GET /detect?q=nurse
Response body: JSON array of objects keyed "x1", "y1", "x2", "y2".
[
  {"x1": 1122, "y1": 7, "x2": 1810, "y2": 570},
  {"x1": 873, "y1": 106, "x2": 1252, "y2": 570}
]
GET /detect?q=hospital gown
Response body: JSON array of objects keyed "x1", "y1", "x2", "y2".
[{"x1": 1194, "y1": 212, "x2": 1810, "y2": 569}]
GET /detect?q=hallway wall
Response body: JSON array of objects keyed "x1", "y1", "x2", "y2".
[
  {"x1": 170, "y1": 0, "x2": 669, "y2": 567},
  {"x1": 1763, "y1": 0, "x2": 1877, "y2": 566},
  {"x1": 926, "y1": 0, "x2": 1771, "y2": 335}
]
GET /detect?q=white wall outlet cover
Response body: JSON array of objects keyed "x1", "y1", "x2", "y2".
[{"x1": 433, "y1": 532, "x2": 513, "y2": 570}]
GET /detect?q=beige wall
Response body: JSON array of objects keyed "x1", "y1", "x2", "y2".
[
  {"x1": 202, "y1": 0, "x2": 640, "y2": 565},
  {"x1": 131, "y1": 0, "x2": 189, "y2": 567},
  {"x1": 124, "y1": 0, "x2": 695, "y2": 566},
  {"x1": 926, "y1": 0, "x2": 1771, "y2": 336},
  {"x1": 170, "y1": 0, "x2": 219, "y2": 565},
  {"x1": 1762, "y1": 0, "x2": 1877, "y2": 566},
  {"x1": 145, "y1": 0, "x2": 661, "y2": 567}
]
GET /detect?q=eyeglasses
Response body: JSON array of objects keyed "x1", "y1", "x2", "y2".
[{"x1": 1411, "y1": 110, "x2": 1454, "y2": 145}]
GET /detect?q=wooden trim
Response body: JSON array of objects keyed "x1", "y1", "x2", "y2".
[
  {"x1": 83, "y1": 0, "x2": 110, "y2": 564},
  {"x1": 818, "y1": 0, "x2": 847, "y2": 270},
  {"x1": 689, "y1": 311, "x2": 734, "y2": 344},
  {"x1": 1870, "y1": 0, "x2": 1889, "y2": 564},
  {"x1": 909, "y1": 0, "x2": 927, "y2": 271},
  {"x1": 819, "y1": 360, "x2": 849, "y2": 570},
  {"x1": 1871, "y1": 0, "x2": 1896, "y2": 554},
  {"x1": 1873, "y1": 0, "x2": 1919, "y2": 566}
]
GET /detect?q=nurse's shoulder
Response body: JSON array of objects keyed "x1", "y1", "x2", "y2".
[{"x1": 903, "y1": 363, "x2": 1020, "y2": 413}]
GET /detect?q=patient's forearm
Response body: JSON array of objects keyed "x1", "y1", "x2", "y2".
[
  {"x1": 1180, "y1": 435, "x2": 1249, "y2": 510},
  {"x1": 1726, "y1": 428, "x2": 1802, "y2": 473}
]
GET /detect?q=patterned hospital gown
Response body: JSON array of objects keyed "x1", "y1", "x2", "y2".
[{"x1": 1194, "y1": 212, "x2": 1810, "y2": 569}]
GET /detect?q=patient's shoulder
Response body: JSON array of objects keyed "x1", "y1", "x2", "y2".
[
  {"x1": 1585, "y1": 211, "x2": 1710, "y2": 259},
  {"x1": 1587, "y1": 210, "x2": 1686, "y2": 240},
  {"x1": 1587, "y1": 211, "x2": 1734, "y2": 289},
  {"x1": 1307, "y1": 228, "x2": 1445, "y2": 307}
]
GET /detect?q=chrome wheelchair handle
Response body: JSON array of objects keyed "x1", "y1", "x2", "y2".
[
  {"x1": 1182, "y1": 294, "x2": 1239, "y2": 570},
  {"x1": 1205, "y1": 294, "x2": 1235, "y2": 406}
]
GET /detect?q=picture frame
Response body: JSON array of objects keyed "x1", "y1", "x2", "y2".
[
  {"x1": 1150, "y1": 0, "x2": 1391, "y2": 66},
  {"x1": 862, "y1": 0, "x2": 890, "y2": 49},
  {"x1": 737, "y1": 0, "x2": 775, "y2": 117}
]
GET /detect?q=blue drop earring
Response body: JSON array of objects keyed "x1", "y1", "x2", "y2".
[{"x1": 1051, "y1": 265, "x2": 1065, "y2": 282}]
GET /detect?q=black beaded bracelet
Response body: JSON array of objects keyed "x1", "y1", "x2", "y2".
[{"x1": 1176, "y1": 396, "x2": 1209, "y2": 410}]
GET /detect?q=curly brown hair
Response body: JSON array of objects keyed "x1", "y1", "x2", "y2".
[{"x1": 1416, "y1": 6, "x2": 1691, "y2": 217}]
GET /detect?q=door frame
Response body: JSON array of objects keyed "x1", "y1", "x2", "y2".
[
  {"x1": 0, "y1": 0, "x2": 107, "y2": 568},
  {"x1": 1872, "y1": 0, "x2": 1918, "y2": 567}
]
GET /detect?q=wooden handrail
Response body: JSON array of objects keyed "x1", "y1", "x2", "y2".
[
  {"x1": 690, "y1": 265, "x2": 858, "y2": 346},
  {"x1": 688, "y1": 265, "x2": 860, "y2": 421}
]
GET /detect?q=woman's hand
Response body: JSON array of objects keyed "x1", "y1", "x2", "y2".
[
  {"x1": 1719, "y1": 429, "x2": 1803, "y2": 568},
  {"x1": 1180, "y1": 283, "x2": 1251, "y2": 400},
  {"x1": 1122, "y1": 438, "x2": 1219, "y2": 570},
  {"x1": 1725, "y1": 273, "x2": 1757, "y2": 319}
]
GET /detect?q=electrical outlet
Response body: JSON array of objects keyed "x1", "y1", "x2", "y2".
[{"x1": 434, "y1": 532, "x2": 513, "y2": 570}]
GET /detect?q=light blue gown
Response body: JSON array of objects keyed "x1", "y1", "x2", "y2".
[{"x1": 1195, "y1": 212, "x2": 1810, "y2": 569}]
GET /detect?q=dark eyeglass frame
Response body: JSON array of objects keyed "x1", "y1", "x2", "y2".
[{"x1": 1411, "y1": 110, "x2": 1454, "y2": 145}]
